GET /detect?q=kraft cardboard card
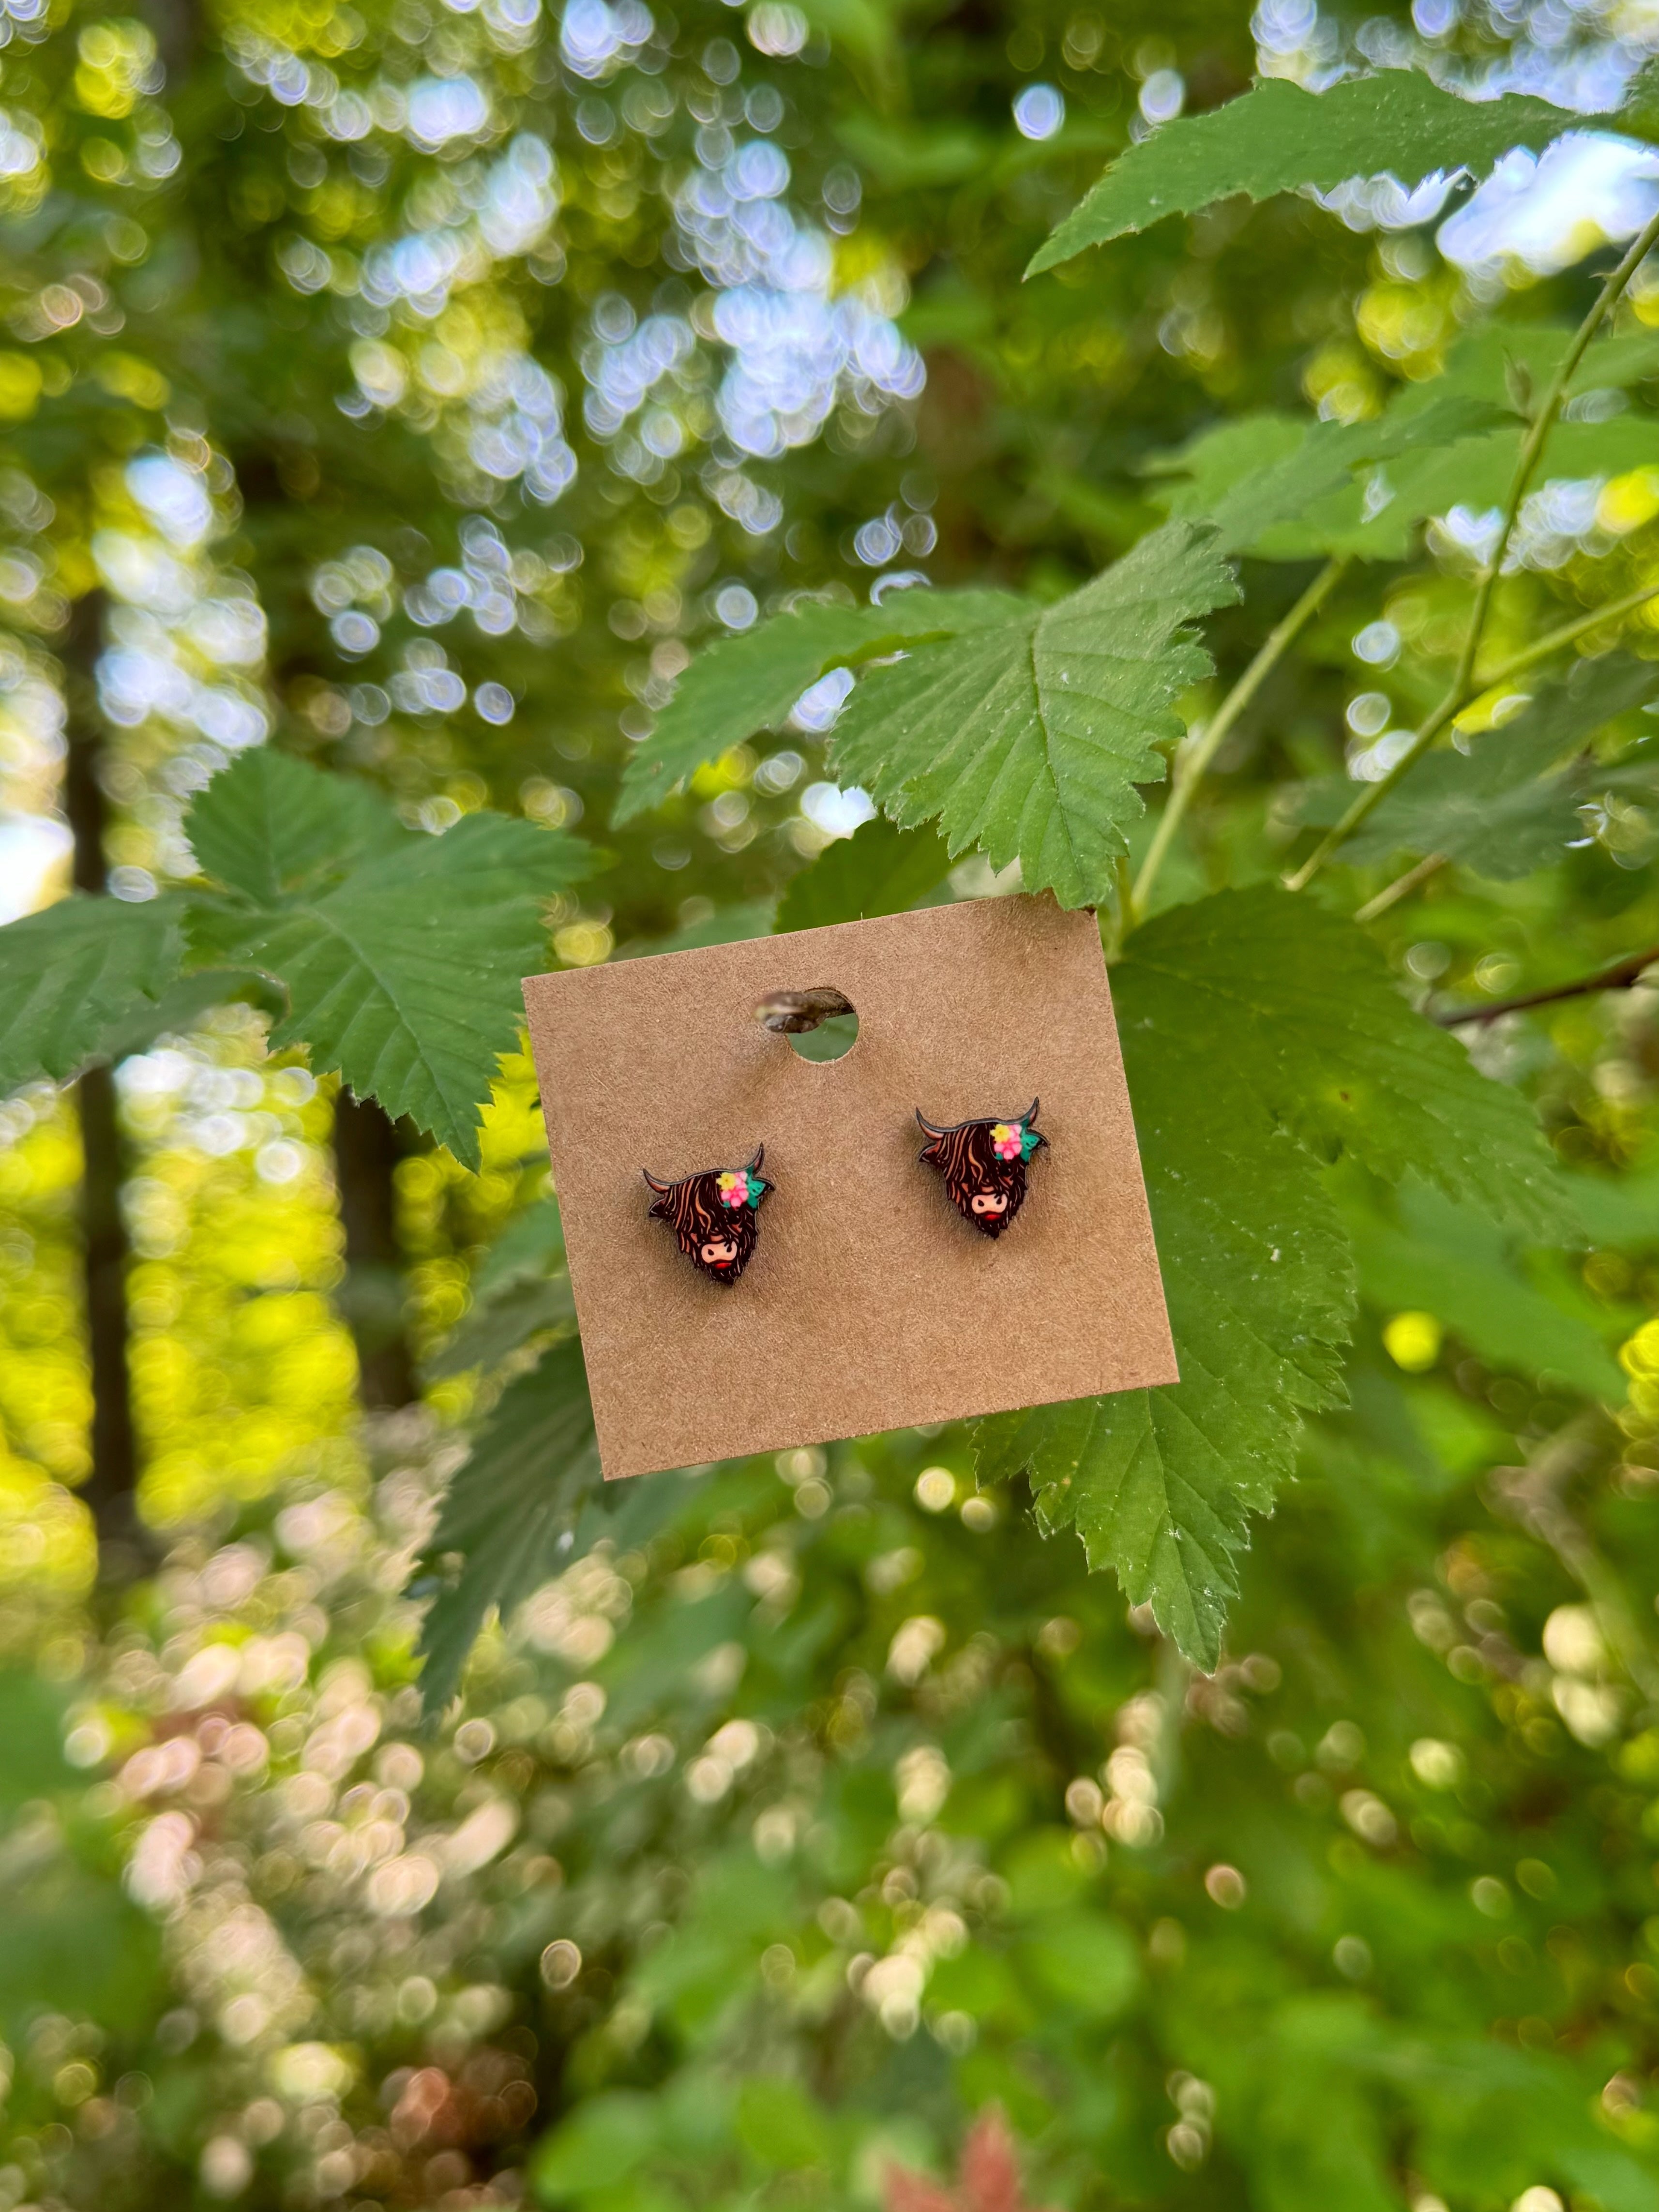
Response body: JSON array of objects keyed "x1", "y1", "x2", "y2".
[{"x1": 521, "y1": 893, "x2": 1176, "y2": 1480}]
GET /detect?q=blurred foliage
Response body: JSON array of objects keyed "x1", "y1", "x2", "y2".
[{"x1": 7, "y1": 0, "x2": 1659, "y2": 2200}]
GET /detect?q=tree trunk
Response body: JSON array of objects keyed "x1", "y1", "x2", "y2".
[
  {"x1": 61, "y1": 592, "x2": 146, "y2": 1558},
  {"x1": 332, "y1": 1088, "x2": 419, "y2": 1410}
]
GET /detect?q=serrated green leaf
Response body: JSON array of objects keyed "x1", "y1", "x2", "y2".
[
  {"x1": 415, "y1": 1338, "x2": 602, "y2": 1714},
  {"x1": 976, "y1": 976, "x2": 1353, "y2": 1666},
  {"x1": 613, "y1": 591, "x2": 1018, "y2": 824},
  {"x1": 205, "y1": 813, "x2": 595, "y2": 1169},
  {"x1": 827, "y1": 522, "x2": 1238, "y2": 908},
  {"x1": 1029, "y1": 74, "x2": 1579, "y2": 274},
  {"x1": 1335, "y1": 654, "x2": 1659, "y2": 877},
  {"x1": 91, "y1": 967, "x2": 286, "y2": 1063},
  {"x1": 1148, "y1": 394, "x2": 1515, "y2": 561},
  {"x1": 774, "y1": 815, "x2": 951, "y2": 933},
  {"x1": 1125, "y1": 886, "x2": 1572, "y2": 1237},
  {"x1": 187, "y1": 746, "x2": 406, "y2": 903},
  {"x1": 0, "y1": 894, "x2": 185, "y2": 1095},
  {"x1": 1349, "y1": 1181, "x2": 1622, "y2": 1401}
]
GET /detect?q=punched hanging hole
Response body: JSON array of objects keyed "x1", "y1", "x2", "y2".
[
  {"x1": 791, "y1": 1007, "x2": 859, "y2": 1062},
  {"x1": 755, "y1": 985, "x2": 860, "y2": 1064}
]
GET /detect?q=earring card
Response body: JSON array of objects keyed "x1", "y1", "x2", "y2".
[{"x1": 522, "y1": 893, "x2": 1176, "y2": 1481}]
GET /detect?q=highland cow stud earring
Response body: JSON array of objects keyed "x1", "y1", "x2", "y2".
[
  {"x1": 643, "y1": 1147, "x2": 771, "y2": 1284},
  {"x1": 917, "y1": 1103, "x2": 1046, "y2": 1239}
]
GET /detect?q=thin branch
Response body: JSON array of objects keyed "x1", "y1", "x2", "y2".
[
  {"x1": 1354, "y1": 852, "x2": 1447, "y2": 924},
  {"x1": 1284, "y1": 206, "x2": 1659, "y2": 896},
  {"x1": 1477, "y1": 577, "x2": 1659, "y2": 688},
  {"x1": 1285, "y1": 578, "x2": 1659, "y2": 892},
  {"x1": 1128, "y1": 557, "x2": 1347, "y2": 931},
  {"x1": 1433, "y1": 943, "x2": 1659, "y2": 1026},
  {"x1": 1449, "y1": 206, "x2": 1659, "y2": 707}
]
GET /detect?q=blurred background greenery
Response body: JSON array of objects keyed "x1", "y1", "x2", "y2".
[{"x1": 8, "y1": 0, "x2": 1659, "y2": 2203}]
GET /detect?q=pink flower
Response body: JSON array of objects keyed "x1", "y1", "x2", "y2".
[
  {"x1": 990, "y1": 1122, "x2": 1022, "y2": 1161},
  {"x1": 717, "y1": 1170, "x2": 749, "y2": 1207}
]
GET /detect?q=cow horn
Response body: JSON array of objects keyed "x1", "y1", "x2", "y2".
[
  {"x1": 1020, "y1": 1098, "x2": 1040, "y2": 1127},
  {"x1": 747, "y1": 1143, "x2": 765, "y2": 1175},
  {"x1": 641, "y1": 1168, "x2": 672, "y2": 1194},
  {"x1": 914, "y1": 1107, "x2": 948, "y2": 1139}
]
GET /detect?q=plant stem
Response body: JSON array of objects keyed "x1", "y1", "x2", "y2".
[
  {"x1": 1285, "y1": 208, "x2": 1659, "y2": 895},
  {"x1": 1449, "y1": 207, "x2": 1659, "y2": 701},
  {"x1": 1286, "y1": 578, "x2": 1659, "y2": 893},
  {"x1": 1355, "y1": 852, "x2": 1447, "y2": 924},
  {"x1": 1128, "y1": 558, "x2": 1347, "y2": 931},
  {"x1": 1489, "y1": 1419, "x2": 1659, "y2": 1712},
  {"x1": 1433, "y1": 943, "x2": 1659, "y2": 1027},
  {"x1": 1108, "y1": 853, "x2": 1134, "y2": 957}
]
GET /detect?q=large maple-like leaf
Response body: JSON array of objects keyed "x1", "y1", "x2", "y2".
[
  {"x1": 1127, "y1": 887, "x2": 1574, "y2": 1236},
  {"x1": 976, "y1": 968, "x2": 1353, "y2": 1666},
  {"x1": 613, "y1": 591, "x2": 1017, "y2": 823},
  {"x1": 826, "y1": 523, "x2": 1238, "y2": 908}
]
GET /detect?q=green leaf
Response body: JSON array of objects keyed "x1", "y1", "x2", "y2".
[
  {"x1": 415, "y1": 1339, "x2": 603, "y2": 1714},
  {"x1": 834, "y1": 112, "x2": 994, "y2": 190},
  {"x1": 1016, "y1": 1910, "x2": 1140, "y2": 2019},
  {"x1": 626, "y1": 899, "x2": 776, "y2": 956},
  {"x1": 976, "y1": 881, "x2": 1570, "y2": 1659},
  {"x1": 92, "y1": 967, "x2": 287, "y2": 1062},
  {"x1": 533, "y1": 2092, "x2": 660, "y2": 2197},
  {"x1": 1335, "y1": 655, "x2": 1659, "y2": 877},
  {"x1": 795, "y1": 0, "x2": 902, "y2": 96},
  {"x1": 827, "y1": 522, "x2": 1239, "y2": 908},
  {"x1": 472, "y1": 1194, "x2": 568, "y2": 1297},
  {"x1": 1435, "y1": 320, "x2": 1659, "y2": 410},
  {"x1": 734, "y1": 2079, "x2": 831, "y2": 2173},
  {"x1": 1029, "y1": 73, "x2": 1579, "y2": 273},
  {"x1": 0, "y1": 894, "x2": 185, "y2": 1095},
  {"x1": 186, "y1": 746, "x2": 405, "y2": 902},
  {"x1": 1148, "y1": 394, "x2": 1511, "y2": 560},
  {"x1": 1381, "y1": 414, "x2": 1659, "y2": 527},
  {"x1": 613, "y1": 591, "x2": 1017, "y2": 824},
  {"x1": 975, "y1": 964, "x2": 1353, "y2": 1667},
  {"x1": 1124, "y1": 886, "x2": 1572, "y2": 1238},
  {"x1": 1239, "y1": 1999, "x2": 1398, "y2": 2212},
  {"x1": 204, "y1": 813, "x2": 595, "y2": 1169},
  {"x1": 425, "y1": 1275, "x2": 575, "y2": 1380},
  {"x1": 774, "y1": 815, "x2": 951, "y2": 933},
  {"x1": 426, "y1": 1199, "x2": 574, "y2": 1379},
  {"x1": 1350, "y1": 1182, "x2": 1622, "y2": 1401}
]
